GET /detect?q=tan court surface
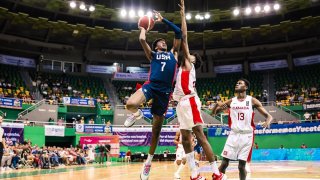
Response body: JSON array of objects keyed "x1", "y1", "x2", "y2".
[{"x1": 0, "y1": 161, "x2": 319, "y2": 180}]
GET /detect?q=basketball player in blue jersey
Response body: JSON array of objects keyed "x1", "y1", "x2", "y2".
[{"x1": 123, "y1": 10, "x2": 182, "y2": 180}]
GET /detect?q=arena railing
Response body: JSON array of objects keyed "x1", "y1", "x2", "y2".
[{"x1": 17, "y1": 99, "x2": 46, "y2": 118}]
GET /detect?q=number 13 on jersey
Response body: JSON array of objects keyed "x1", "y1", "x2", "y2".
[{"x1": 238, "y1": 113, "x2": 244, "y2": 120}]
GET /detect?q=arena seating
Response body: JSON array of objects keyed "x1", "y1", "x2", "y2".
[
  {"x1": 0, "y1": 64, "x2": 31, "y2": 100},
  {"x1": 29, "y1": 71, "x2": 109, "y2": 104},
  {"x1": 274, "y1": 65, "x2": 320, "y2": 105},
  {"x1": 112, "y1": 80, "x2": 144, "y2": 105},
  {"x1": 197, "y1": 72, "x2": 263, "y2": 105}
]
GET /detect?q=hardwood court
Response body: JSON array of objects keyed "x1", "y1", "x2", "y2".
[{"x1": 0, "y1": 161, "x2": 319, "y2": 180}]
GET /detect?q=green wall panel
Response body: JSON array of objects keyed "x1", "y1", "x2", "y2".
[{"x1": 24, "y1": 126, "x2": 45, "y2": 147}]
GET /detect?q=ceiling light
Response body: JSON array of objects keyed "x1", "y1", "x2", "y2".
[
  {"x1": 128, "y1": 10, "x2": 135, "y2": 18},
  {"x1": 69, "y1": 1, "x2": 76, "y2": 9},
  {"x1": 233, "y1": 8, "x2": 240, "y2": 16},
  {"x1": 138, "y1": 10, "x2": 144, "y2": 17},
  {"x1": 245, "y1": 7, "x2": 252, "y2": 15},
  {"x1": 254, "y1": 5, "x2": 261, "y2": 13},
  {"x1": 146, "y1": 11, "x2": 153, "y2": 17},
  {"x1": 264, "y1": 4, "x2": 271, "y2": 12},
  {"x1": 89, "y1": 5, "x2": 95, "y2": 12},
  {"x1": 186, "y1": 13, "x2": 192, "y2": 20},
  {"x1": 204, "y1": 13, "x2": 210, "y2": 19},
  {"x1": 120, "y1": 9, "x2": 127, "y2": 17},
  {"x1": 79, "y1": 3, "x2": 86, "y2": 10},
  {"x1": 273, "y1": 3, "x2": 280, "y2": 11}
]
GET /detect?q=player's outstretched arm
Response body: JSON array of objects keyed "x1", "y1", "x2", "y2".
[
  {"x1": 179, "y1": 0, "x2": 190, "y2": 60},
  {"x1": 138, "y1": 27, "x2": 152, "y2": 61},
  {"x1": 252, "y1": 97, "x2": 273, "y2": 128},
  {"x1": 154, "y1": 10, "x2": 182, "y2": 60},
  {"x1": 211, "y1": 99, "x2": 232, "y2": 116}
]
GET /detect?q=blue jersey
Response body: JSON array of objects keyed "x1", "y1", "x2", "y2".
[{"x1": 147, "y1": 51, "x2": 177, "y2": 91}]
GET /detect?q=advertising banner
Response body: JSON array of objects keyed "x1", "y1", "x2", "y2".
[
  {"x1": 252, "y1": 148, "x2": 320, "y2": 161},
  {"x1": 86, "y1": 65, "x2": 117, "y2": 74},
  {"x1": 113, "y1": 131, "x2": 176, "y2": 146},
  {"x1": 126, "y1": 67, "x2": 149, "y2": 73},
  {"x1": 303, "y1": 102, "x2": 320, "y2": 110},
  {"x1": 214, "y1": 64, "x2": 243, "y2": 74},
  {"x1": 62, "y1": 97, "x2": 96, "y2": 107},
  {"x1": 0, "y1": 97, "x2": 22, "y2": 109},
  {"x1": 113, "y1": 72, "x2": 149, "y2": 80},
  {"x1": 75, "y1": 124, "x2": 112, "y2": 133},
  {"x1": 250, "y1": 60, "x2": 288, "y2": 71},
  {"x1": 44, "y1": 125, "x2": 65, "y2": 137},
  {"x1": 294, "y1": 55, "x2": 320, "y2": 66},
  {"x1": 79, "y1": 136, "x2": 120, "y2": 157},
  {"x1": 1, "y1": 122, "x2": 24, "y2": 145},
  {"x1": 208, "y1": 122, "x2": 320, "y2": 137},
  {"x1": 0, "y1": 54, "x2": 36, "y2": 68},
  {"x1": 141, "y1": 109, "x2": 175, "y2": 119}
]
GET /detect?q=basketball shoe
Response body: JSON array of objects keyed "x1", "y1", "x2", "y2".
[
  {"x1": 124, "y1": 109, "x2": 143, "y2": 127},
  {"x1": 212, "y1": 172, "x2": 227, "y2": 180},
  {"x1": 190, "y1": 174, "x2": 206, "y2": 180},
  {"x1": 140, "y1": 163, "x2": 151, "y2": 180}
]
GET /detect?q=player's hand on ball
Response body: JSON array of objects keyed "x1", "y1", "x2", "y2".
[
  {"x1": 138, "y1": 26, "x2": 146, "y2": 31},
  {"x1": 153, "y1": 10, "x2": 163, "y2": 22}
]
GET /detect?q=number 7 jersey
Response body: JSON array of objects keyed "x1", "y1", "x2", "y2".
[
  {"x1": 228, "y1": 95, "x2": 255, "y2": 133},
  {"x1": 146, "y1": 51, "x2": 177, "y2": 91}
]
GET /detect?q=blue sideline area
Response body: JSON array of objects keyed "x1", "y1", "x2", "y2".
[{"x1": 252, "y1": 148, "x2": 320, "y2": 161}]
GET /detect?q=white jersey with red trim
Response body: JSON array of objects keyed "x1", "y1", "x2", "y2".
[
  {"x1": 228, "y1": 95, "x2": 255, "y2": 133},
  {"x1": 173, "y1": 64, "x2": 197, "y2": 101}
]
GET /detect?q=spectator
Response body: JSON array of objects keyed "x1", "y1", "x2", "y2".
[
  {"x1": 317, "y1": 112, "x2": 320, "y2": 121},
  {"x1": 254, "y1": 143, "x2": 259, "y2": 149},
  {"x1": 125, "y1": 150, "x2": 131, "y2": 162},
  {"x1": 304, "y1": 112, "x2": 312, "y2": 121},
  {"x1": 280, "y1": 145, "x2": 285, "y2": 149},
  {"x1": 24, "y1": 119, "x2": 30, "y2": 126},
  {"x1": 301, "y1": 143, "x2": 307, "y2": 149},
  {"x1": 1, "y1": 146, "x2": 13, "y2": 171},
  {"x1": 98, "y1": 144, "x2": 105, "y2": 164}
]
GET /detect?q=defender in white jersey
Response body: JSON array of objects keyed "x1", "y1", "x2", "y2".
[
  {"x1": 212, "y1": 79, "x2": 273, "y2": 180},
  {"x1": 173, "y1": 1, "x2": 225, "y2": 180},
  {"x1": 173, "y1": 131, "x2": 186, "y2": 179}
]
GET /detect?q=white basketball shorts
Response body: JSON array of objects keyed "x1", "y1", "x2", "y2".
[
  {"x1": 221, "y1": 130, "x2": 254, "y2": 161},
  {"x1": 176, "y1": 96, "x2": 204, "y2": 130}
]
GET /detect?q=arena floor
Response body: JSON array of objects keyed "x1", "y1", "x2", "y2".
[{"x1": 0, "y1": 161, "x2": 319, "y2": 179}]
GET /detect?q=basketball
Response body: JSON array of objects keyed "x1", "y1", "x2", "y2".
[{"x1": 138, "y1": 15, "x2": 155, "y2": 31}]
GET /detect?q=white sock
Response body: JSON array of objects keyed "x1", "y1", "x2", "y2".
[
  {"x1": 145, "y1": 154, "x2": 154, "y2": 165},
  {"x1": 210, "y1": 161, "x2": 220, "y2": 175},
  {"x1": 186, "y1": 152, "x2": 198, "y2": 178},
  {"x1": 133, "y1": 109, "x2": 142, "y2": 119},
  {"x1": 175, "y1": 164, "x2": 185, "y2": 174}
]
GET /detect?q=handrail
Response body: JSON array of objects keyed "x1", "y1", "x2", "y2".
[
  {"x1": 278, "y1": 105, "x2": 302, "y2": 120},
  {"x1": 17, "y1": 99, "x2": 46, "y2": 118}
]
